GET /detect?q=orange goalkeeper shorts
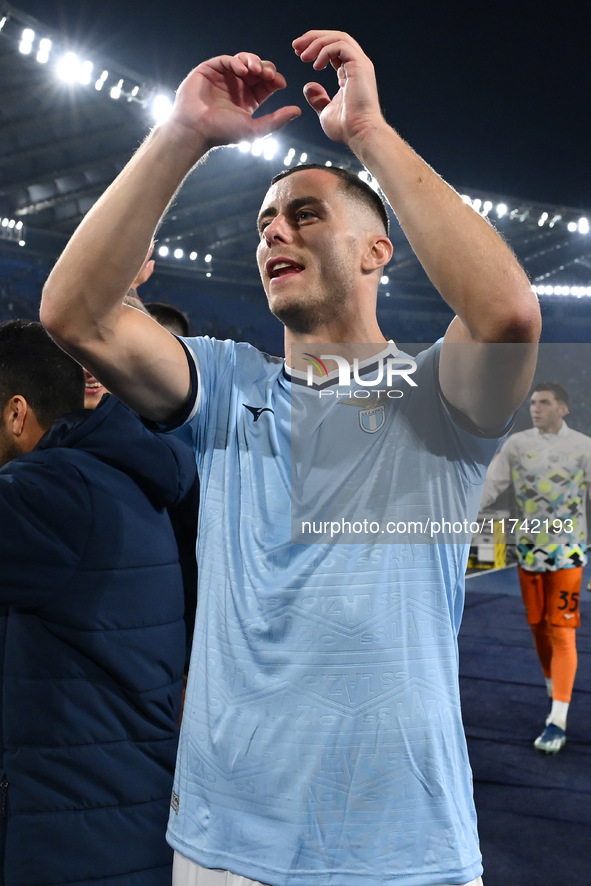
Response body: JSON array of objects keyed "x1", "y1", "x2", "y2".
[{"x1": 518, "y1": 566, "x2": 582, "y2": 628}]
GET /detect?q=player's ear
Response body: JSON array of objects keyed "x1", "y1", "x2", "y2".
[
  {"x1": 2, "y1": 394, "x2": 46, "y2": 453},
  {"x1": 3, "y1": 394, "x2": 28, "y2": 437},
  {"x1": 361, "y1": 235, "x2": 393, "y2": 273}
]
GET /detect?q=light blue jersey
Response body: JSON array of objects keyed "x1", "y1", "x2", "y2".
[{"x1": 167, "y1": 338, "x2": 503, "y2": 886}]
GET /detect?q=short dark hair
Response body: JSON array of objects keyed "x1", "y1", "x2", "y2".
[
  {"x1": 0, "y1": 320, "x2": 84, "y2": 428},
  {"x1": 532, "y1": 381, "x2": 569, "y2": 405},
  {"x1": 270, "y1": 163, "x2": 390, "y2": 235},
  {"x1": 144, "y1": 302, "x2": 190, "y2": 336}
]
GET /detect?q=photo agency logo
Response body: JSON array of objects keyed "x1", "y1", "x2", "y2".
[{"x1": 303, "y1": 352, "x2": 418, "y2": 400}]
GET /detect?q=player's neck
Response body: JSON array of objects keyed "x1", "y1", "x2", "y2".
[
  {"x1": 284, "y1": 318, "x2": 387, "y2": 366},
  {"x1": 285, "y1": 335, "x2": 390, "y2": 375},
  {"x1": 536, "y1": 419, "x2": 564, "y2": 435}
]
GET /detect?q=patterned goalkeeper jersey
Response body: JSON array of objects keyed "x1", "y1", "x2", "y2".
[{"x1": 481, "y1": 423, "x2": 591, "y2": 571}]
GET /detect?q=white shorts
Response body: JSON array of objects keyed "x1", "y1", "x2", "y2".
[{"x1": 172, "y1": 852, "x2": 484, "y2": 886}]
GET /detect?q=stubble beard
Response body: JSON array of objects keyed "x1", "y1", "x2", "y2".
[
  {"x1": 268, "y1": 257, "x2": 354, "y2": 337},
  {"x1": 271, "y1": 287, "x2": 352, "y2": 336}
]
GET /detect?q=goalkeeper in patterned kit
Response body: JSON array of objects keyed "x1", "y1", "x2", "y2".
[{"x1": 481, "y1": 382, "x2": 591, "y2": 754}]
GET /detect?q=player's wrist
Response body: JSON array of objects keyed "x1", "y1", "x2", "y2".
[
  {"x1": 151, "y1": 115, "x2": 211, "y2": 167},
  {"x1": 347, "y1": 117, "x2": 395, "y2": 165}
]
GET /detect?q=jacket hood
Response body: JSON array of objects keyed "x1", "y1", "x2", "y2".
[{"x1": 36, "y1": 394, "x2": 196, "y2": 509}]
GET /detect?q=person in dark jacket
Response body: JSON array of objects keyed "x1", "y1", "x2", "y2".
[{"x1": 0, "y1": 320, "x2": 197, "y2": 886}]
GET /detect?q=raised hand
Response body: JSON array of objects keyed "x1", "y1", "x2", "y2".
[
  {"x1": 169, "y1": 53, "x2": 301, "y2": 150},
  {"x1": 293, "y1": 30, "x2": 383, "y2": 148}
]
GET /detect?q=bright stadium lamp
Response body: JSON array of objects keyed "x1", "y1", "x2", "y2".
[
  {"x1": 36, "y1": 37, "x2": 51, "y2": 63},
  {"x1": 19, "y1": 28, "x2": 34, "y2": 55},
  {"x1": 151, "y1": 93, "x2": 173, "y2": 122},
  {"x1": 56, "y1": 51, "x2": 82, "y2": 83}
]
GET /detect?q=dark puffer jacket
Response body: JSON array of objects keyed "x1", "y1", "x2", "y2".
[{"x1": 0, "y1": 395, "x2": 197, "y2": 886}]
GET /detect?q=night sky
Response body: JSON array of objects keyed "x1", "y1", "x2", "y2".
[{"x1": 11, "y1": 0, "x2": 591, "y2": 210}]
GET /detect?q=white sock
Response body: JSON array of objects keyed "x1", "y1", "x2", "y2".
[{"x1": 546, "y1": 700, "x2": 569, "y2": 731}]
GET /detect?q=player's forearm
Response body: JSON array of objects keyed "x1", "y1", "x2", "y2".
[
  {"x1": 349, "y1": 121, "x2": 540, "y2": 343},
  {"x1": 41, "y1": 119, "x2": 206, "y2": 347},
  {"x1": 479, "y1": 448, "x2": 513, "y2": 508}
]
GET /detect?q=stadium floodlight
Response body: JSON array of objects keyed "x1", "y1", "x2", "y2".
[
  {"x1": 95, "y1": 70, "x2": 109, "y2": 91},
  {"x1": 283, "y1": 147, "x2": 296, "y2": 166},
  {"x1": 157, "y1": 245, "x2": 169, "y2": 257},
  {"x1": 36, "y1": 37, "x2": 52, "y2": 64},
  {"x1": 56, "y1": 51, "x2": 81, "y2": 83},
  {"x1": 262, "y1": 138, "x2": 279, "y2": 160},
  {"x1": 578, "y1": 217, "x2": 589, "y2": 234},
  {"x1": 19, "y1": 28, "x2": 34, "y2": 55},
  {"x1": 567, "y1": 221, "x2": 578, "y2": 232},
  {"x1": 380, "y1": 275, "x2": 389, "y2": 285},
  {"x1": 358, "y1": 169, "x2": 380, "y2": 192},
  {"x1": 248, "y1": 138, "x2": 279, "y2": 160},
  {"x1": 79, "y1": 60, "x2": 93, "y2": 85},
  {"x1": 299, "y1": 153, "x2": 308, "y2": 163},
  {"x1": 0, "y1": 217, "x2": 27, "y2": 245},
  {"x1": 204, "y1": 254, "x2": 212, "y2": 263},
  {"x1": 189, "y1": 252, "x2": 198, "y2": 261},
  {"x1": 174, "y1": 248, "x2": 184, "y2": 259},
  {"x1": 496, "y1": 203, "x2": 508, "y2": 217},
  {"x1": 151, "y1": 93, "x2": 173, "y2": 122},
  {"x1": 110, "y1": 78, "x2": 123, "y2": 100},
  {"x1": 56, "y1": 51, "x2": 94, "y2": 85}
]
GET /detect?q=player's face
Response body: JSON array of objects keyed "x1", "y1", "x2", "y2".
[
  {"x1": 256, "y1": 169, "x2": 366, "y2": 334},
  {"x1": 529, "y1": 390, "x2": 567, "y2": 433},
  {"x1": 83, "y1": 368, "x2": 108, "y2": 410}
]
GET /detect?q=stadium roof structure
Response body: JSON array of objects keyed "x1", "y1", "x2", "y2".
[{"x1": 2, "y1": 0, "x2": 591, "y2": 347}]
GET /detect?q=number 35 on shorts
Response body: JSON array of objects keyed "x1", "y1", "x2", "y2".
[
  {"x1": 557, "y1": 588, "x2": 579, "y2": 614},
  {"x1": 554, "y1": 582, "x2": 580, "y2": 626}
]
